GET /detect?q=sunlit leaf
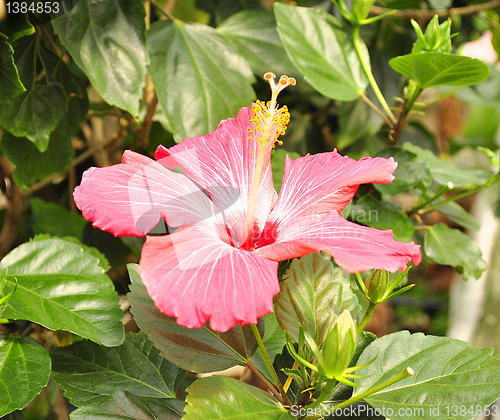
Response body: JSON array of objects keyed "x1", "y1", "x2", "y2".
[
  {"x1": 148, "y1": 19, "x2": 255, "y2": 142},
  {"x1": 0, "y1": 239, "x2": 124, "y2": 346},
  {"x1": 275, "y1": 253, "x2": 362, "y2": 344},
  {"x1": 389, "y1": 52, "x2": 489, "y2": 88},
  {"x1": 274, "y1": 3, "x2": 368, "y2": 101},
  {"x1": 51, "y1": 0, "x2": 147, "y2": 114},
  {"x1": 183, "y1": 376, "x2": 294, "y2": 420},
  {"x1": 355, "y1": 331, "x2": 500, "y2": 420},
  {"x1": 217, "y1": 10, "x2": 297, "y2": 77}
]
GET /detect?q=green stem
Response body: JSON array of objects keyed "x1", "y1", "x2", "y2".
[
  {"x1": 360, "y1": 92, "x2": 393, "y2": 127},
  {"x1": 357, "y1": 301, "x2": 376, "y2": 335},
  {"x1": 404, "y1": 83, "x2": 423, "y2": 112},
  {"x1": 304, "y1": 368, "x2": 414, "y2": 418},
  {"x1": 410, "y1": 185, "x2": 451, "y2": 214},
  {"x1": 352, "y1": 25, "x2": 397, "y2": 126},
  {"x1": 332, "y1": 367, "x2": 414, "y2": 411},
  {"x1": 306, "y1": 378, "x2": 337, "y2": 410},
  {"x1": 250, "y1": 324, "x2": 291, "y2": 406},
  {"x1": 420, "y1": 171, "x2": 500, "y2": 215},
  {"x1": 391, "y1": 83, "x2": 423, "y2": 143}
]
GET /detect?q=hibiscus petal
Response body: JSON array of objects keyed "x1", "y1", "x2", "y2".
[
  {"x1": 73, "y1": 151, "x2": 214, "y2": 237},
  {"x1": 155, "y1": 107, "x2": 277, "y2": 243},
  {"x1": 255, "y1": 211, "x2": 421, "y2": 273},
  {"x1": 139, "y1": 222, "x2": 279, "y2": 332},
  {"x1": 260, "y1": 151, "x2": 397, "y2": 243}
]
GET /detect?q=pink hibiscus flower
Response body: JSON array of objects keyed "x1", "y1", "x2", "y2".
[
  {"x1": 74, "y1": 73, "x2": 421, "y2": 332},
  {"x1": 463, "y1": 31, "x2": 498, "y2": 64}
]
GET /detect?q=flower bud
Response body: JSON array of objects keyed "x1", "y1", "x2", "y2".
[
  {"x1": 412, "y1": 15, "x2": 452, "y2": 54},
  {"x1": 367, "y1": 269, "x2": 389, "y2": 303},
  {"x1": 321, "y1": 310, "x2": 357, "y2": 379}
]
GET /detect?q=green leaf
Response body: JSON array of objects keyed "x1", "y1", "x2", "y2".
[
  {"x1": 274, "y1": 3, "x2": 368, "y2": 101},
  {"x1": 0, "y1": 336, "x2": 51, "y2": 417},
  {"x1": 1, "y1": 51, "x2": 88, "y2": 186},
  {"x1": 402, "y1": 142, "x2": 493, "y2": 187},
  {"x1": 0, "y1": 239, "x2": 124, "y2": 346},
  {"x1": 183, "y1": 376, "x2": 294, "y2": 420},
  {"x1": 30, "y1": 197, "x2": 88, "y2": 238},
  {"x1": 271, "y1": 149, "x2": 301, "y2": 194},
  {"x1": 51, "y1": 0, "x2": 147, "y2": 115},
  {"x1": 52, "y1": 333, "x2": 185, "y2": 407},
  {"x1": 252, "y1": 312, "x2": 287, "y2": 381},
  {"x1": 1, "y1": 129, "x2": 71, "y2": 187},
  {"x1": 350, "y1": 195, "x2": 415, "y2": 241},
  {"x1": 31, "y1": 234, "x2": 110, "y2": 273},
  {"x1": 0, "y1": 34, "x2": 25, "y2": 103},
  {"x1": 0, "y1": 12, "x2": 34, "y2": 43},
  {"x1": 436, "y1": 201, "x2": 481, "y2": 231},
  {"x1": 425, "y1": 223, "x2": 487, "y2": 280},
  {"x1": 0, "y1": 81, "x2": 67, "y2": 152},
  {"x1": 217, "y1": 10, "x2": 297, "y2": 77},
  {"x1": 351, "y1": 331, "x2": 377, "y2": 368},
  {"x1": 148, "y1": 19, "x2": 255, "y2": 142},
  {"x1": 354, "y1": 331, "x2": 500, "y2": 420},
  {"x1": 275, "y1": 253, "x2": 362, "y2": 345},
  {"x1": 389, "y1": 52, "x2": 490, "y2": 88},
  {"x1": 70, "y1": 391, "x2": 185, "y2": 420},
  {"x1": 375, "y1": 146, "x2": 432, "y2": 195},
  {"x1": 127, "y1": 264, "x2": 262, "y2": 373}
]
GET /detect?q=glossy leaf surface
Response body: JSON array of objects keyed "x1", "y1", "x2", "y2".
[
  {"x1": 275, "y1": 253, "x2": 362, "y2": 344},
  {"x1": 217, "y1": 9, "x2": 297, "y2": 77},
  {"x1": 183, "y1": 376, "x2": 294, "y2": 419},
  {"x1": 275, "y1": 3, "x2": 368, "y2": 101},
  {"x1": 355, "y1": 331, "x2": 500, "y2": 420},
  {"x1": 51, "y1": 0, "x2": 147, "y2": 114},
  {"x1": 0, "y1": 239, "x2": 124, "y2": 346},
  {"x1": 148, "y1": 19, "x2": 255, "y2": 142}
]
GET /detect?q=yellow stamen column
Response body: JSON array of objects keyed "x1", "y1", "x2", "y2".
[{"x1": 245, "y1": 72, "x2": 296, "y2": 242}]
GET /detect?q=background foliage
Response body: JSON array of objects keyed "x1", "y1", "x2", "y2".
[{"x1": 1, "y1": 0, "x2": 500, "y2": 418}]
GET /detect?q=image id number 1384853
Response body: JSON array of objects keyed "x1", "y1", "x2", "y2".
[{"x1": 5, "y1": 2, "x2": 60, "y2": 13}]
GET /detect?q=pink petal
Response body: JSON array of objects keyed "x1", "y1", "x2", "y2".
[
  {"x1": 155, "y1": 107, "x2": 277, "y2": 244},
  {"x1": 255, "y1": 211, "x2": 420, "y2": 273},
  {"x1": 73, "y1": 151, "x2": 214, "y2": 237},
  {"x1": 139, "y1": 222, "x2": 279, "y2": 332},
  {"x1": 463, "y1": 31, "x2": 498, "y2": 64},
  {"x1": 260, "y1": 151, "x2": 397, "y2": 243}
]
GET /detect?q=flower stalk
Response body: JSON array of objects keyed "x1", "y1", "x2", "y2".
[
  {"x1": 250, "y1": 323, "x2": 291, "y2": 405},
  {"x1": 352, "y1": 25, "x2": 397, "y2": 126}
]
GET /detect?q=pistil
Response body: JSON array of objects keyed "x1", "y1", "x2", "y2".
[{"x1": 245, "y1": 72, "x2": 296, "y2": 243}]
